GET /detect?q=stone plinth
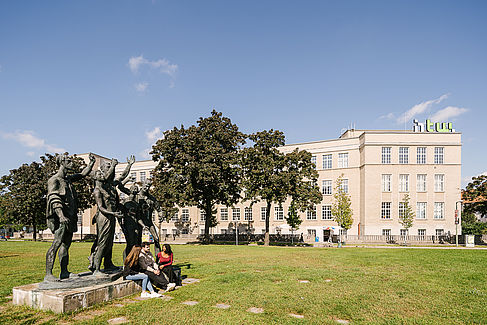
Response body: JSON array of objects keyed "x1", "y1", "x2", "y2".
[{"x1": 13, "y1": 278, "x2": 142, "y2": 313}]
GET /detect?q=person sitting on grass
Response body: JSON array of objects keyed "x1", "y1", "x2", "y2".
[
  {"x1": 157, "y1": 244, "x2": 181, "y2": 286},
  {"x1": 139, "y1": 242, "x2": 176, "y2": 292},
  {"x1": 123, "y1": 245, "x2": 161, "y2": 298}
]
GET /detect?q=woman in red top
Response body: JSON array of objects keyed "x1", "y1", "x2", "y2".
[{"x1": 157, "y1": 244, "x2": 177, "y2": 284}]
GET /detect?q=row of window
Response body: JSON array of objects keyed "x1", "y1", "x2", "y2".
[
  {"x1": 381, "y1": 202, "x2": 445, "y2": 219},
  {"x1": 382, "y1": 229, "x2": 445, "y2": 236},
  {"x1": 381, "y1": 174, "x2": 445, "y2": 192},
  {"x1": 382, "y1": 146, "x2": 444, "y2": 164},
  {"x1": 311, "y1": 153, "x2": 349, "y2": 169},
  {"x1": 169, "y1": 206, "x2": 336, "y2": 223}
]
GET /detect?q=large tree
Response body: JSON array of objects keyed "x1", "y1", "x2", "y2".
[
  {"x1": 241, "y1": 130, "x2": 288, "y2": 246},
  {"x1": 151, "y1": 110, "x2": 246, "y2": 241},
  {"x1": 463, "y1": 175, "x2": 487, "y2": 216},
  {"x1": 0, "y1": 153, "x2": 93, "y2": 241},
  {"x1": 242, "y1": 132, "x2": 321, "y2": 246},
  {"x1": 150, "y1": 168, "x2": 181, "y2": 237}
]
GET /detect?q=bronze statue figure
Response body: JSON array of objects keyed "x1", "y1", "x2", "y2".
[
  {"x1": 137, "y1": 181, "x2": 162, "y2": 255},
  {"x1": 89, "y1": 156, "x2": 134, "y2": 276},
  {"x1": 45, "y1": 153, "x2": 95, "y2": 282}
]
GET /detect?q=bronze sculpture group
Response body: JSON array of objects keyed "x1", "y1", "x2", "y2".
[{"x1": 45, "y1": 153, "x2": 160, "y2": 282}]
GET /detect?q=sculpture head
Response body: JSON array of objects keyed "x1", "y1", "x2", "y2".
[
  {"x1": 140, "y1": 181, "x2": 151, "y2": 194},
  {"x1": 56, "y1": 154, "x2": 74, "y2": 171},
  {"x1": 129, "y1": 184, "x2": 139, "y2": 195},
  {"x1": 93, "y1": 170, "x2": 106, "y2": 182}
]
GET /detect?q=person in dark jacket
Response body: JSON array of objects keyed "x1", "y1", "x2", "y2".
[
  {"x1": 123, "y1": 245, "x2": 161, "y2": 298},
  {"x1": 139, "y1": 242, "x2": 175, "y2": 292}
]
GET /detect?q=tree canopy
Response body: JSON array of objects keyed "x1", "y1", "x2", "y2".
[
  {"x1": 242, "y1": 130, "x2": 322, "y2": 245},
  {"x1": 0, "y1": 153, "x2": 93, "y2": 240},
  {"x1": 151, "y1": 110, "x2": 246, "y2": 239}
]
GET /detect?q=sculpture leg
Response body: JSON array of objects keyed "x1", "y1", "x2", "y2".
[
  {"x1": 103, "y1": 217, "x2": 117, "y2": 270},
  {"x1": 123, "y1": 219, "x2": 138, "y2": 260},
  {"x1": 93, "y1": 214, "x2": 110, "y2": 274},
  {"x1": 45, "y1": 221, "x2": 63, "y2": 281},
  {"x1": 59, "y1": 226, "x2": 74, "y2": 279},
  {"x1": 149, "y1": 224, "x2": 161, "y2": 255}
]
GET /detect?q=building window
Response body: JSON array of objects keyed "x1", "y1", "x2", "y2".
[
  {"x1": 171, "y1": 211, "x2": 178, "y2": 222},
  {"x1": 381, "y1": 202, "x2": 391, "y2": 219},
  {"x1": 275, "y1": 206, "x2": 284, "y2": 220},
  {"x1": 220, "y1": 208, "x2": 228, "y2": 221},
  {"x1": 307, "y1": 229, "x2": 316, "y2": 238},
  {"x1": 322, "y1": 154, "x2": 332, "y2": 169},
  {"x1": 322, "y1": 180, "x2": 332, "y2": 195},
  {"x1": 434, "y1": 147, "x2": 444, "y2": 164},
  {"x1": 140, "y1": 171, "x2": 146, "y2": 183},
  {"x1": 322, "y1": 205, "x2": 332, "y2": 220},
  {"x1": 200, "y1": 209, "x2": 206, "y2": 221},
  {"x1": 400, "y1": 229, "x2": 408, "y2": 236},
  {"x1": 172, "y1": 229, "x2": 178, "y2": 235},
  {"x1": 417, "y1": 147, "x2": 426, "y2": 164},
  {"x1": 382, "y1": 229, "x2": 391, "y2": 236},
  {"x1": 311, "y1": 155, "x2": 317, "y2": 168},
  {"x1": 181, "y1": 209, "x2": 190, "y2": 222},
  {"x1": 244, "y1": 207, "x2": 253, "y2": 221},
  {"x1": 382, "y1": 147, "x2": 391, "y2": 164},
  {"x1": 130, "y1": 172, "x2": 136, "y2": 181},
  {"x1": 417, "y1": 174, "x2": 427, "y2": 192},
  {"x1": 416, "y1": 202, "x2": 427, "y2": 219},
  {"x1": 399, "y1": 147, "x2": 409, "y2": 164},
  {"x1": 418, "y1": 229, "x2": 426, "y2": 236},
  {"x1": 436, "y1": 229, "x2": 445, "y2": 236},
  {"x1": 399, "y1": 202, "x2": 406, "y2": 219},
  {"x1": 160, "y1": 228, "x2": 167, "y2": 235},
  {"x1": 381, "y1": 174, "x2": 391, "y2": 192},
  {"x1": 340, "y1": 179, "x2": 349, "y2": 193},
  {"x1": 261, "y1": 207, "x2": 267, "y2": 221},
  {"x1": 232, "y1": 208, "x2": 241, "y2": 221},
  {"x1": 306, "y1": 206, "x2": 317, "y2": 220},
  {"x1": 338, "y1": 153, "x2": 349, "y2": 168},
  {"x1": 399, "y1": 174, "x2": 409, "y2": 192},
  {"x1": 434, "y1": 202, "x2": 444, "y2": 219},
  {"x1": 181, "y1": 228, "x2": 189, "y2": 235},
  {"x1": 434, "y1": 174, "x2": 445, "y2": 192}
]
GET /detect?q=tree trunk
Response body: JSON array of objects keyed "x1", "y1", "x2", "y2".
[
  {"x1": 203, "y1": 202, "x2": 213, "y2": 244},
  {"x1": 264, "y1": 201, "x2": 271, "y2": 246},
  {"x1": 32, "y1": 219, "x2": 37, "y2": 242}
]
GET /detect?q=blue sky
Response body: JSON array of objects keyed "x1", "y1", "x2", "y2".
[{"x1": 0, "y1": 0, "x2": 486, "y2": 187}]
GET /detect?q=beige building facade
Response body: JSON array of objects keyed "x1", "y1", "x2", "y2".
[{"x1": 74, "y1": 129, "x2": 461, "y2": 242}]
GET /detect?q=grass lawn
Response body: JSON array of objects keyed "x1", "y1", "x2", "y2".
[{"x1": 0, "y1": 241, "x2": 486, "y2": 324}]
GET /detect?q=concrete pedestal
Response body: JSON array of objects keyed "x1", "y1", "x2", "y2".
[{"x1": 13, "y1": 278, "x2": 142, "y2": 313}]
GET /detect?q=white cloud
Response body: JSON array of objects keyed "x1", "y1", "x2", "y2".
[
  {"x1": 2, "y1": 130, "x2": 65, "y2": 153},
  {"x1": 140, "y1": 127, "x2": 164, "y2": 160},
  {"x1": 128, "y1": 55, "x2": 178, "y2": 77},
  {"x1": 396, "y1": 94, "x2": 449, "y2": 124},
  {"x1": 145, "y1": 127, "x2": 163, "y2": 143},
  {"x1": 140, "y1": 148, "x2": 152, "y2": 159},
  {"x1": 429, "y1": 106, "x2": 468, "y2": 122},
  {"x1": 379, "y1": 112, "x2": 395, "y2": 120},
  {"x1": 135, "y1": 82, "x2": 149, "y2": 93}
]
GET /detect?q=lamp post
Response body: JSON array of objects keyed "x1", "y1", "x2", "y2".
[{"x1": 455, "y1": 201, "x2": 462, "y2": 247}]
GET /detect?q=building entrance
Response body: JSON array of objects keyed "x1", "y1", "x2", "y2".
[{"x1": 323, "y1": 229, "x2": 332, "y2": 242}]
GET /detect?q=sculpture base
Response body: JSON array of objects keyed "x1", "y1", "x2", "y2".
[{"x1": 13, "y1": 277, "x2": 141, "y2": 313}]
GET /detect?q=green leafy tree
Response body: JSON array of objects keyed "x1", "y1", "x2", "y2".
[
  {"x1": 331, "y1": 174, "x2": 353, "y2": 245},
  {"x1": 461, "y1": 176, "x2": 487, "y2": 235},
  {"x1": 0, "y1": 153, "x2": 94, "y2": 241},
  {"x1": 285, "y1": 200, "x2": 302, "y2": 244},
  {"x1": 151, "y1": 168, "x2": 181, "y2": 237},
  {"x1": 151, "y1": 110, "x2": 246, "y2": 241},
  {"x1": 399, "y1": 194, "x2": 415, "y2": 243},
  {"x1": 463, "y1": 175, "x2": 487, "y2": 217},
  {"x1": 241, "y1": 130, "x2": 288, "y2": 246}
]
